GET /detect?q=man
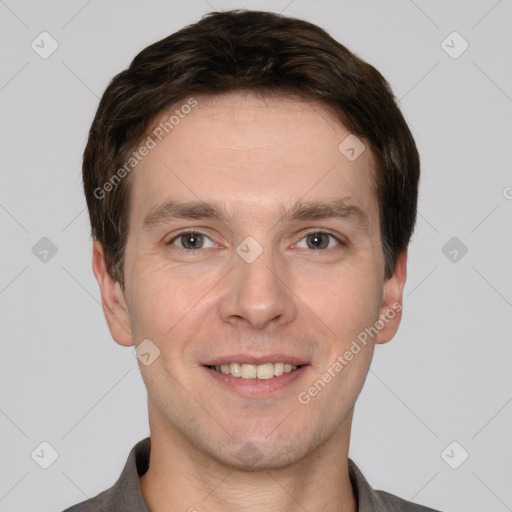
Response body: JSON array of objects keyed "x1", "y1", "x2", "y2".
[{"x1": 64, "y1": 9, "x2": 441, "y2": 512}]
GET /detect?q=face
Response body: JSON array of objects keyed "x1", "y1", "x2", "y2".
[{"x1": 94, "y1": 91, "x2": 406, "y2": 470}]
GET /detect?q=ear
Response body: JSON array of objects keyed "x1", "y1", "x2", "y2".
[
  {"x1": 375, "y1": 248, "x2": 407, "y2": 345},
  {"x1": 92, "y1": 240, "x2": 134, "y2": 347}
]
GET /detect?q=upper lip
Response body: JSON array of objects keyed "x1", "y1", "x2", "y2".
[{"x1": 202, "y1": 354, "x2": 309, "y2": 366}]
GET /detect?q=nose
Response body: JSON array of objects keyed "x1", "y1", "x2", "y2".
[{"x1": 218, "y1": 243, "x2": 297, "y2": 331}]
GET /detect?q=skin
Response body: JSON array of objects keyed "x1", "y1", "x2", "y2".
[{"x1": 92, "y1": 91, "x2": 407, "y2": 512}]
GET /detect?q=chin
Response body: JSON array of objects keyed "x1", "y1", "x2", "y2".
[{"x1": 205, "y1": 433, "x2": 316, "y2": 472}]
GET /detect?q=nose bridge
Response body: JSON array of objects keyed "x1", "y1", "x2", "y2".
[{"x1": 219, "y1": 238, "x2": 296, "y2": 330}]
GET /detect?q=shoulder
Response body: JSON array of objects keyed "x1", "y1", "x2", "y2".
[
  {"x1": 61, "y1": 489, "x2": 110, "y2": 511},
  {"x1": 376, "y1": 489, "x2": 442, "y2": 511},
  {"x1": 60, "y1": 437, "x2": 151, "y2": 512},
  {"x1": 348, "y1": 458, "x2": 442, "y2": 511}
]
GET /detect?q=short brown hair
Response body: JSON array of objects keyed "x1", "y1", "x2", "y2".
[{"x1": 83, "y1": 9, "x2": 420, "y2": 289}]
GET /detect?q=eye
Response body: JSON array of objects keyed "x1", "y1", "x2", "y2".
[
  {"x1": 167, "y1": 231, "x2": 217, "y2": 250},
  {"x1": 166, "y1": 230, "x2": 346, "y2": 252},
  {"x1": 295, "y1": 231, "x2": 345, "y2": 250}
]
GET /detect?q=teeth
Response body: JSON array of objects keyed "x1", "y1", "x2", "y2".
[
  {"x1": 257, "y1": 363, "x2": 274, "y2": 380},
  {"x1": 274, "y1": 362, "x2": 284, "y2": 376},
  {"x1": 210, "y1": 362, "x2": 300, "y2": 379},
  {"x1": 229, "y1": 363, "x2": 241, "y2": 377},
  {"x1": 241, "y1": 363, "x2": 257, "y2": 379}
]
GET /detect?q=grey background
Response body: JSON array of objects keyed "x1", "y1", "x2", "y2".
[{"x1": 1, "y1": 0, "x2": 511, "y2": 511}]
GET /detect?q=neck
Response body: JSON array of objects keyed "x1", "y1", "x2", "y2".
[{"x1": 140, "y1": 404, "x2": 357, "y2": 512}]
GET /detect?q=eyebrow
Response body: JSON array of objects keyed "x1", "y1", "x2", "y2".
[{"x1": 142, "y1": 198, "x2": 370, "y2": 233}]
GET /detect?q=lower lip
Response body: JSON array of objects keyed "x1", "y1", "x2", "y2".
[{"x1": 202, "y1": 365, "x2": 309, "y2": 397}]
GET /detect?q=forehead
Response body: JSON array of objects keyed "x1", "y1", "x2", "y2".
[{"x1": 128, "y1": 91, "x2": 378, "y2": 231}]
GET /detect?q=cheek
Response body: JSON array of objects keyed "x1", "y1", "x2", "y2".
[
  {"x1": 127, "y1": 263, "x2": 222, "y2": 371},
  {"x1": 295, "y1": 264, "x2": 382, "y2": 337},
  {"x1": 126, "y1": 267, "x2": 185, "y2": 350},
  {"x1": 130, "y1": 259, "x2": 202, "y2": 321},
  {"x1": 127, "y1": 239, "x2": 383, "y2": 353}
]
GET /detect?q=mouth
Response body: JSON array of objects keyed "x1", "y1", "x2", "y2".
[
  {"x1": 206, "y1": 362, "x2": 302, "y2": 380},
  {"x1": 201, "y1": 356, "x2": 309, "y2": 397}
]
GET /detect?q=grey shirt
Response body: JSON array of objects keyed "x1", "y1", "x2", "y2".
[{"x1": 62, "y1": 437, "x2": 441, "y2": 511}]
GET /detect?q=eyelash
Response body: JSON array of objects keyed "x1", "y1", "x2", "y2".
[{"x1": 165, "y1": 230, "x2": 347, "y2": 252}]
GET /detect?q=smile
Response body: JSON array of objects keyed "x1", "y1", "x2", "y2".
[
  {"x1": 207, "y1": 362, "x2": 300, "y2": 379},
  {"x1": 204, "y1": 362, "x2": 309, "y2": 397}
]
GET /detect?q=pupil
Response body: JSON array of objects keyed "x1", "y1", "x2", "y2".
[
  {"x1": 308, "y1": 233, "x2": 327, "y2": 249},
  {"x1": 184, "y1": 233, "x2": 202, "y2": 249}
]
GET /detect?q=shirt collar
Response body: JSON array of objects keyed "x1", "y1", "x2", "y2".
[{"x1": 348, "y1": 458, "x2": 391, "y2": 511}]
